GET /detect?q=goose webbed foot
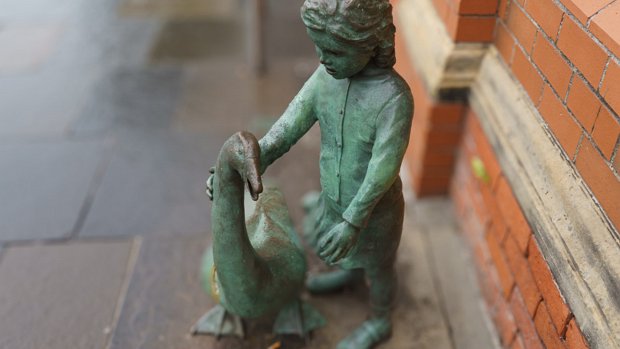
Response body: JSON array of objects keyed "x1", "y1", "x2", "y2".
[
  {"x1": 273, "y1": 299, "x2": 325, "y2": 337},
  {"x1": 191, "y1": 305, "x2": 245, "y2": 339}
]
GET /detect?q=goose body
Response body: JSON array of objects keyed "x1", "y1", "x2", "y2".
[{"x1": 194, "y1": 132, "x2": 323, "y2": 337}]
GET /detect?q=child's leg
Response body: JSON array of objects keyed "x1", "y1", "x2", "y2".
[
  {"x1": 336, "y1": 262, "x2": 396, "y2": 349},
  {"x1": 306, "y1": 268, "x2": 363, "y2": 294},
  {"x1": 368, "y1": 262, "x2": 397, "y2": 319}
]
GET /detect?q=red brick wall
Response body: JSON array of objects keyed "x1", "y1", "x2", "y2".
[
  {"x1": 395, "y1": 0, "x2": 620, "y2": 347},
  {"x1": 432, "y1": 0, "x2": 498, "y2": 41},
  {"x1": 452, "y1": 110, "x2": 590, "y2": 349},
  {"x1": 395, "y1": 31, "x2": 466, "y2": 196},
  {"x1": 495, "y1": 0, "x2": 620, "y2": 229}
]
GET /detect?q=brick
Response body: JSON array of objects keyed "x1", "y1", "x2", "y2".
[
  {"x1": 490, "y1": 205, "x2": 509, "y2": 243},
  {"x1": 534, "y1": 302, "x2": 568, "y2": 349},
  {"x1": 590, "y1": 1, "x2": 620, "y2": 56},
  {"x1": 565, "y1": 318, "x2": 590, "y2": 349},
  {"x1": 600, "y1": 59, "x2": 620, "y2": 116},
  {"x1": 463, "y1": 185, "x2": 485, "y2": 234},
  {"x1": 495, "y1": 177, "x2": 532, "y2": 253},
  {"x1": 487, "y1": 231, "x2": 516, "y2": 298},
  {"x1": 416, "y1": 177, "x2": 453, "y2": 196},
  {"x1": 511, "y1": 335, "x2": 525, "y2": 349},
  {"x1": 470, "y1": 112, "x2": 502, "y2": 185},
  {"x1": 473, "y1": 237, "x2": 492, "y2": 268},
  {"x1": 452, "y1": 189, "x2": 467, "y2": 220},
  {"x1": 422, "y1": 151, "x2": 457, "y2": 166},
  {"x1": 498, "y1": 0, "x2": 511, "y2": 20},
  {"x1": 575, "y1": 138, "x2": 620, "y2": 230},
  {"x1": 504, "y1": 235, "x2": 542, "y2": 316},
  {"x1": 512, "y1": 47, "x2": 544, "y2": 104},
  {"x1": 431, "y1": 103, "x2": 466, "y2": 125},
  {"x1": 469, "y1": 177, "x2": 491, "y2": 227},
  {"x1": 432, "y1": 0, "x2": 451, "y2": 20},
  {"x1": 532, "y1": 35, "x2": 573, "y2": 98},
  {"x1": 557, "y1": 17, "x2": 608, "y2": 87},
  {"x1": 589, "y1": 1, "x2": 620, "y2": 56},
  {"x1": 528, "y1": 239, "x2": 572, "y2": 334},
  {"x1": 507, "y1": 3, "x2": 538, "y2": 53},
  {"x1": 452, "y1": 177, "x2": 468, "y2": 214},
  {"x1": 477, "y1": 252, "x2": 503, "y2": 308},
  {"x1": 480, "y1": 182, "x2": 498, "y2": 231},
  {"x1": 496, "y1": 21, "x2": 516, "y2": 65},
  {"x1": 418, "y1": 164, "x2": 456, "y2": 179},
  {"x1": 457, "y1": 0, "x2": 498, "y2": 15},
  {"x1": 525, "y1": 0, "x2": 564, "y2": 40},
  {"x1": 445, "y1": 6, "x2": 461, "y2": 40},
  {"x1": 567, "y1": 76, "x2": 602, "y2": 132},
  {"x1": 538, "y1": 85, "x2": 583, "y2": 158},
  {"x1": 493, "y1": 296, "x2": 518, "y2": 346},
  {"x1": 559, "y1": 0, "x2": 612, "y2": 25},
  {"x1": 425, "y1": 128, "x2": 463, "y2": 147},
  {"x1": 510, "y1": 288, "x2": 545, "y2": 349},
  {"x1": 592, "y1": 106, "x2": 620, "y2": 160},
  {"x1": 455, "y1": 15, "x2": 496, "y2": 42}
]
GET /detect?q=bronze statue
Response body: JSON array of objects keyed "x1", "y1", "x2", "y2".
[
  {"x1": 260, "y1": 0, "x2": 414, "y2": 347},
  {"x1": 203, "y1": 0, "x2": 413, "y2": 347},
  {"x1": 194, "y1": 132, "x2": 324, "y2": 338}
]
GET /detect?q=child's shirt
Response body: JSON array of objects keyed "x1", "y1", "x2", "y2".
[{"x1": 260, "y1": 65, "x2": 413, "y2": 229}]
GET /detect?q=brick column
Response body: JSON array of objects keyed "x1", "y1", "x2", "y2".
[{"x1": 394, "y1": 0, "x2": 491, "y2": 196}]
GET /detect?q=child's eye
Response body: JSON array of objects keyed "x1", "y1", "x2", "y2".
[{"x1": 326, "y1": 50, "x2": 342, "y2": 57}]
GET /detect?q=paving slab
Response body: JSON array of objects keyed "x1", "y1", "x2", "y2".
[
  {"x1": 108, "y1": 234, "x2": 229, "y2": 349},
  {"x1": 414, "y1": 199, "x2": 500, "y2": 349},
  {"x1": 0, "y1": 0, "x2": 83, "y2": 20},
  {"x1": 70, "y1": 66, "x2": 183, "y2": 137},
  {"x1": 0, "y1": 239, "x2": 135, "y2": 349},
  {"x1": 107, "y1": 201, "x2": 458, "y2": 349},
  {"x1": 0, "y1": 23, "x2": 63, "y2": 75},
  {"x1": 79, "y1": 130, "x2": 218, "y2": 238},
  {"x1": 303, "y1": 204, "x2": 455, "y2": 349},
  {"x1": 172, "y1": 58, "x2": 312, "y2": 135},
  {"x1": 0, "y1": 71, "x2": 94, "y2": 137},
  {"x1": 110, "y1": 233, "x2": 309, "y2": 349},
  {"x1": 119, "y1": 0, "x2": 238, "y2": 19},
  {"x1": 0, "y1": 140, "x2": 105, "y2": 241},
  {"x1": 0, "y1": 4, "x2": 160, "y2": 138},
  {"x1": 149, "y1": 20, "x2": 244, "y2": 63}
]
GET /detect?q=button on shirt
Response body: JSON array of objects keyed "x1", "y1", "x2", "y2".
[{"x1": 259, "y1": 65, "x2": 414, "y2": 229}]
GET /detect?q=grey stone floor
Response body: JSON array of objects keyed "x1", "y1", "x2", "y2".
[{"x1": 0, "y1": 0, "x2": 498, "y2": 348}]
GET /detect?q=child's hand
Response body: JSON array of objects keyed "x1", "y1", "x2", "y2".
[{"x1": 318, "y1": 221, "x2": 360, "y2": 264}]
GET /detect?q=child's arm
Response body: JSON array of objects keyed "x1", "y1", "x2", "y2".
[
  {"x1": 258, "y1": 68, "x2": 320, "y2": 173},
  {"x1": 342, "y1": 91, "x2": 414, "y2": 228}
]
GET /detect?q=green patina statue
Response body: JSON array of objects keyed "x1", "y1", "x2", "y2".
[
  {"x1": 193, "y1": 131, "x2": 324, "y2": 338},
  {"x1": 259, "y1": 0, "x2": 413, "y2": 347},
  {"x1": 199, "y1": 0, "x2": 413, "y2": 347}
]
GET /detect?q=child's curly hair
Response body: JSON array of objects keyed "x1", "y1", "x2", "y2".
[{"x1": 301, "y1": 0, "x2": 396, "y2": 69}]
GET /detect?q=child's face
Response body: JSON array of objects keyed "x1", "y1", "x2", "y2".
[{"x1": 307, "y1": 29, "x2": 374, "y2": 80}]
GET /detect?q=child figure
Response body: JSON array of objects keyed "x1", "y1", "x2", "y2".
[{"x1": 259, "y1": 0, "x2": 413, "y2": 347}]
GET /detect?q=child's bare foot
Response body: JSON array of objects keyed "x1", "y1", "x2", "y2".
[{"x1": 336, "y1": 317, "x2": 392, "y2": 349}]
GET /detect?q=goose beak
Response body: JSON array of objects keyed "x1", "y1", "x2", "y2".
[{"x1": 246, "y1": 157, "x2": 263, "y2": 201}]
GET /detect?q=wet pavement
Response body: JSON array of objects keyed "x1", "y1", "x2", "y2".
[{"x1": 0, "y1": 0, "x2": 497, "y2": 348}]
